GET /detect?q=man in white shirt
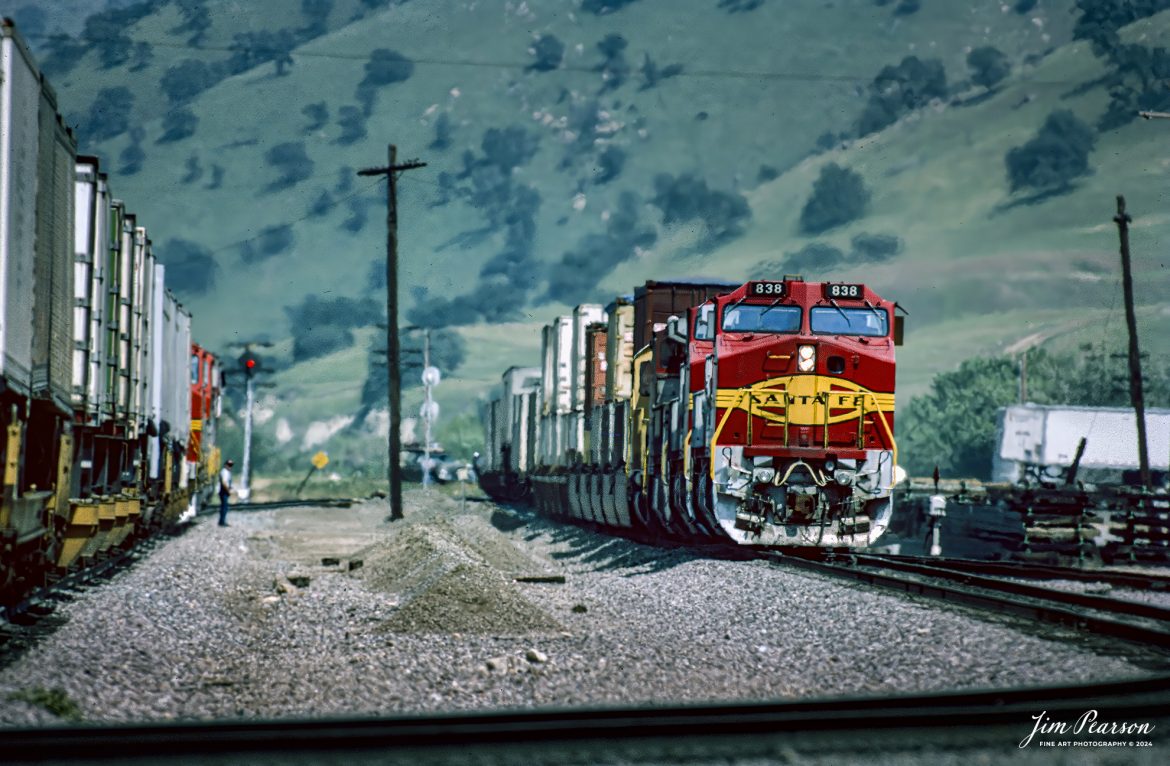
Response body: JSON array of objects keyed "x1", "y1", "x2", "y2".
[{"x1": 219, "y1": 460, "x2": 234, "y2": 527}]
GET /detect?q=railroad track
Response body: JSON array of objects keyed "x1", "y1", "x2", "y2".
[
  {"x1": 768, "y1": 549, "x2": 1170, "y2": 651},
  {"x1": 2, "y1": 674, "x2": 1168, "y2": 764},
  {"x1": 195, "y1": 497, "x2": 355, "y2": 515}
]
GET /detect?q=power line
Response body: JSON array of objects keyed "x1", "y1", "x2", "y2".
[{"x1": 21, "y1": 30, "x2": 1100, "y2": 88}]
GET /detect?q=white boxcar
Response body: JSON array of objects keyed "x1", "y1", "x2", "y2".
[
  {"x1": 604, "y1": 299, "x2": 634, "y2": 402},
  {"x1": 131, "y1": 227, "x2": 154, "y2": 432},
  {"x1": 502, "y1": 367, "x2": 540, "y2": 474},
  {"x1": 569, "y1": 304, "x2": 605, "y2": 413},
  {"x1": 148, "y1": 270, "x2": 191, "y2": 481},
  {"x1": 72, "y1": 158, "x2": 112, "y2": 422},
  {"x1": 30, "y1": 73, "x2": 75, "y2": 408},
  {"x1": 993, "y1": 404, "x2": 1170, "y2": 483},
  {"x1": 2, "y1": 21, "x2": 77, "y2": 399}
]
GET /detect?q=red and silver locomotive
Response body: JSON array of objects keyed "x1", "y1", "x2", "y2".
[{"x1": 480, "y1": 276, "x2": 903, "y2": 548}]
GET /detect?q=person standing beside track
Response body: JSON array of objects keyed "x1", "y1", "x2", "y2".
[{"x1": 219, "y1": 460, "x2": 235, "y2": 527}]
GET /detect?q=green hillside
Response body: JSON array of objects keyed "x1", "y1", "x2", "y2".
[{"x1": 33, "y1": 0, "x2": 1170, "y2": 472}]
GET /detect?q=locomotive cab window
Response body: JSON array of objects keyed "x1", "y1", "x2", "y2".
[
  {"x1": 722, "y1": 304, "x2": 801, "y2": 333},
  {"x1": 694, "y1": 304, "x2": 716, "y2": 340},
  {"x1": 809, "y1": 307, "x2": 889, "y2": 337}
]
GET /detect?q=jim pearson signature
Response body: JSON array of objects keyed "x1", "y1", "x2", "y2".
[{"x1": 1020, "y1": 710, "x2": 1155, "y2": 748}]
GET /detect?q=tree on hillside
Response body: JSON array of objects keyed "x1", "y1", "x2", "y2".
[
  {"x1": 302, "y1": 102, "x2": 328, "y2": 132},
  {"x1": 159, "y1": 238, "x2": 218, "y2": 296},
  {"x1": 850, "y1": 232, "x2": 902, "y2": 262},
  {"x1": 120, "y1": 128, "x2": 146, "y2": 176},
  {"x1": 595, "y1": 34, "x2": 631, "y2": 91},
  {"x1": 356, "y1": 49, "x2": 414, "y2": 115},
  {"x1": 85, "y1": 87, "x2": 135, "y2": 142},
  {"x1": 718, "y1": 0, "x2": 765, "y2": 12},
  {"x1": 581, "y1": 0, "x2": 642, "y2": 13},
  {"x1": 429, "y1": 113, "x2": 453, "y2": 151},
  {"x1": 335, "y1": 106, "x2": 367, "y2": 145},
  {"x1": 855, "y1": 56, "x2": 948, "y2": 137},
  {"x1": 1004, "y1": 110, "x2": 1096, "y2": 194},
  {"x1": 301, "y1": 0, "x2": 333, "y2": 35},
  {"x1": 172, "y1": 0, "x2": 212, "y2": 47},
  {"x1": 967, "y1": 46, "x2": 1011, "y2": 90},
  {"x1": 265, "y1": 142, "x2": 314, "y2": 192},
  {"x1": 798, "y1": 163, "x2": 869, "y2": 235},
  {"x1": 159, "y1": 108, "x2": 199, "y2": 143},
  {"x1": 650, "y1": 173, "x2": 751, "y2": 245},
  {"x1": 528, "y1": 34, "x2": 564, "y2": 72},
  {"x1": 160, "y1": 59, "x2": 218, "y2": 104},
  {"x1": 784, "y1": 243, "x2": 845, "y2": 274},
  {"x1": 239, "y1": 225, "x2": 295, "y2": 264}
]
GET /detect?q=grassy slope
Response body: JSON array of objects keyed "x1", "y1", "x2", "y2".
[{"x1": 57, "y1": 0, "x2": 1170, "y2": 465}]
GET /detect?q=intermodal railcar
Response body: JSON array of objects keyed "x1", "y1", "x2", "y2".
[
  {"x1": 1, "y1": 20, "x2": 222, "y2": 607},
  {"x1": 479, "y1": 277, "x2": 904, "y2": 548}
]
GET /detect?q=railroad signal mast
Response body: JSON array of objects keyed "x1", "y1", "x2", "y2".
[{"x1": 229, "y1": 340, "x2": 274, "y2": 501}]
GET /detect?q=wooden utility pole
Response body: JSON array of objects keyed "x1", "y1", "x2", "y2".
[
  {"x1": 358, "y1": 145, "x2": 426, "y2": 521},
  {"x1": 1114, "y1": 195, "x2": 1151, "y2": 489}
]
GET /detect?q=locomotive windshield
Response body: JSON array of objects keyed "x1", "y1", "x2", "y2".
[
  {"x1": 810, "y1": 307, "x2": 889, "y2": 337},
  {"x1": 722, "y1": 304, "x2": 801, "y2": 333}
]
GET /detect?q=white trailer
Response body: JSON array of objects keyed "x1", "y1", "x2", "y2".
[
  {"x1": 993, "y1": 404, "x2": 1170, "y2": 483},
  {"x1": 1, "y1": 21, "x2": 76, "y2": 401}
]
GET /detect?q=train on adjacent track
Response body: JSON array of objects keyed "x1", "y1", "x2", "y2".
[
  {"x1": 479, "y1": 276, "x2": 905, "y2": 548},
  {"x1": 1, "y1": 20, "x2": 222, "y2": 608}
]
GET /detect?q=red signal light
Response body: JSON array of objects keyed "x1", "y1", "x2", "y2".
[{"x1": 245, "y1": 359, "x2": 256, "y2": 369}]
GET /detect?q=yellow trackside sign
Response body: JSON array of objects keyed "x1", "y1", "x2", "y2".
[
  {"x1": 311, "y1": 451, "x2": 330, "y2": 470},
  {"x1": 715, "y1": 374, "x2": 894, "y2": 427}
]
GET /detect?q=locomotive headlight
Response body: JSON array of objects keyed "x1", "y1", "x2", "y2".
[
  {"x1": 823, "y1": 459, "x2": 836, "y2": 473},
  {"x1": 797, "y1": 345, "x2": 816, "y2": 372},
  {"x1": 752, "y1": 467, "x2": 776, "y2": 484}
]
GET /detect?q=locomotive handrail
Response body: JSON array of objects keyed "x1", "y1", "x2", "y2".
[{"x1": 708, "y1": 383, "x2": 898, "y2": 481}]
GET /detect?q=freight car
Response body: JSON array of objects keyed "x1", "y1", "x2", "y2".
[
  {"x1": 480, "y1": 277, "x2": 905, "y2": 548},
  {"x1": 1, "y1": 20, "x2": 221, "y2": 608}
]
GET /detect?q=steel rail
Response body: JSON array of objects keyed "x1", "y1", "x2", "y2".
[
  {"x1": 846, "y1": 553, "x2": 1170, "y2": 624},
  {"x1": 1, "y1": 674, "x2": 1168, "y2": 762},
  {"x1": 768, "y1": 551, "x2": 1170, "y2": 650},
  {"x1": 866, "y1": 553, "x2": 1170, "y2": 591}
]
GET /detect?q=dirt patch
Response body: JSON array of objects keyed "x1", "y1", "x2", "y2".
[
  {"x1": 379, "y1": 563, "x2": 562, "y2": 635},
  {"x1": 358, "y1": 518, "x2": 562, "y2": 636}
]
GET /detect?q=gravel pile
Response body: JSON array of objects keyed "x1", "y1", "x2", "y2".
[{"x1": 0, "y1": 489, "x2": 1162, "y2": 728}]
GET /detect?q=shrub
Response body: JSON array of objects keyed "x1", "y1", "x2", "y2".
[
  {"x1": 264, "y1": 142, "x2": 314, "y2": 191},
  {"x1": 798, "y1": 163, "x2": 870, "y2": 235},
  {"x1": 159, "y1": 238, "x2": 218, "y2": 296},
  {"x1": 784, "y1": 243, "x2": 845, "y2": 274},
  {"x1": 1005, "y1": 110, "x2": 1096, "y2": 193},
  {"x1": 239, "y1": 225, "x2": 295, "y2": 264},
  {"x1": 850, "y1": 232, "x2": 902, "y2": 262},
  {"x1": 159, "y1": 108, "x2": 199, "y2": 143},
  {"x1": 160, "y1": 59, "x2": 218, "y2": 104},
  {"x1": 85, "y1": 87, "x2": 135, "y2": 142},
  {"x1": 356, "y1": 49, "x2": 414, "y2": 115},
  {"x1": 528, "y1": 34, "x2": 564, "y2": 72},
  {"x1": 650, "y1": 173, "x2": 751, "y2": 245},
  {"x1": 968, "y1": 46, "x2": 1011, "y2": 90}
]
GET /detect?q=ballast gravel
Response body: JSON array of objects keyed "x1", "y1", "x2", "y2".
[{"x1": 0, "y1": 489, "x2": 1162, "y2": 727}]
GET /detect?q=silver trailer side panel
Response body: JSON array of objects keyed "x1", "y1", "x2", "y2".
[
  {"x1": 0, "y1": 26, "x2": 42, "y2": 394},
  {"x1": 30, "y1": 77, "x2": 76, "y2": 407}
]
